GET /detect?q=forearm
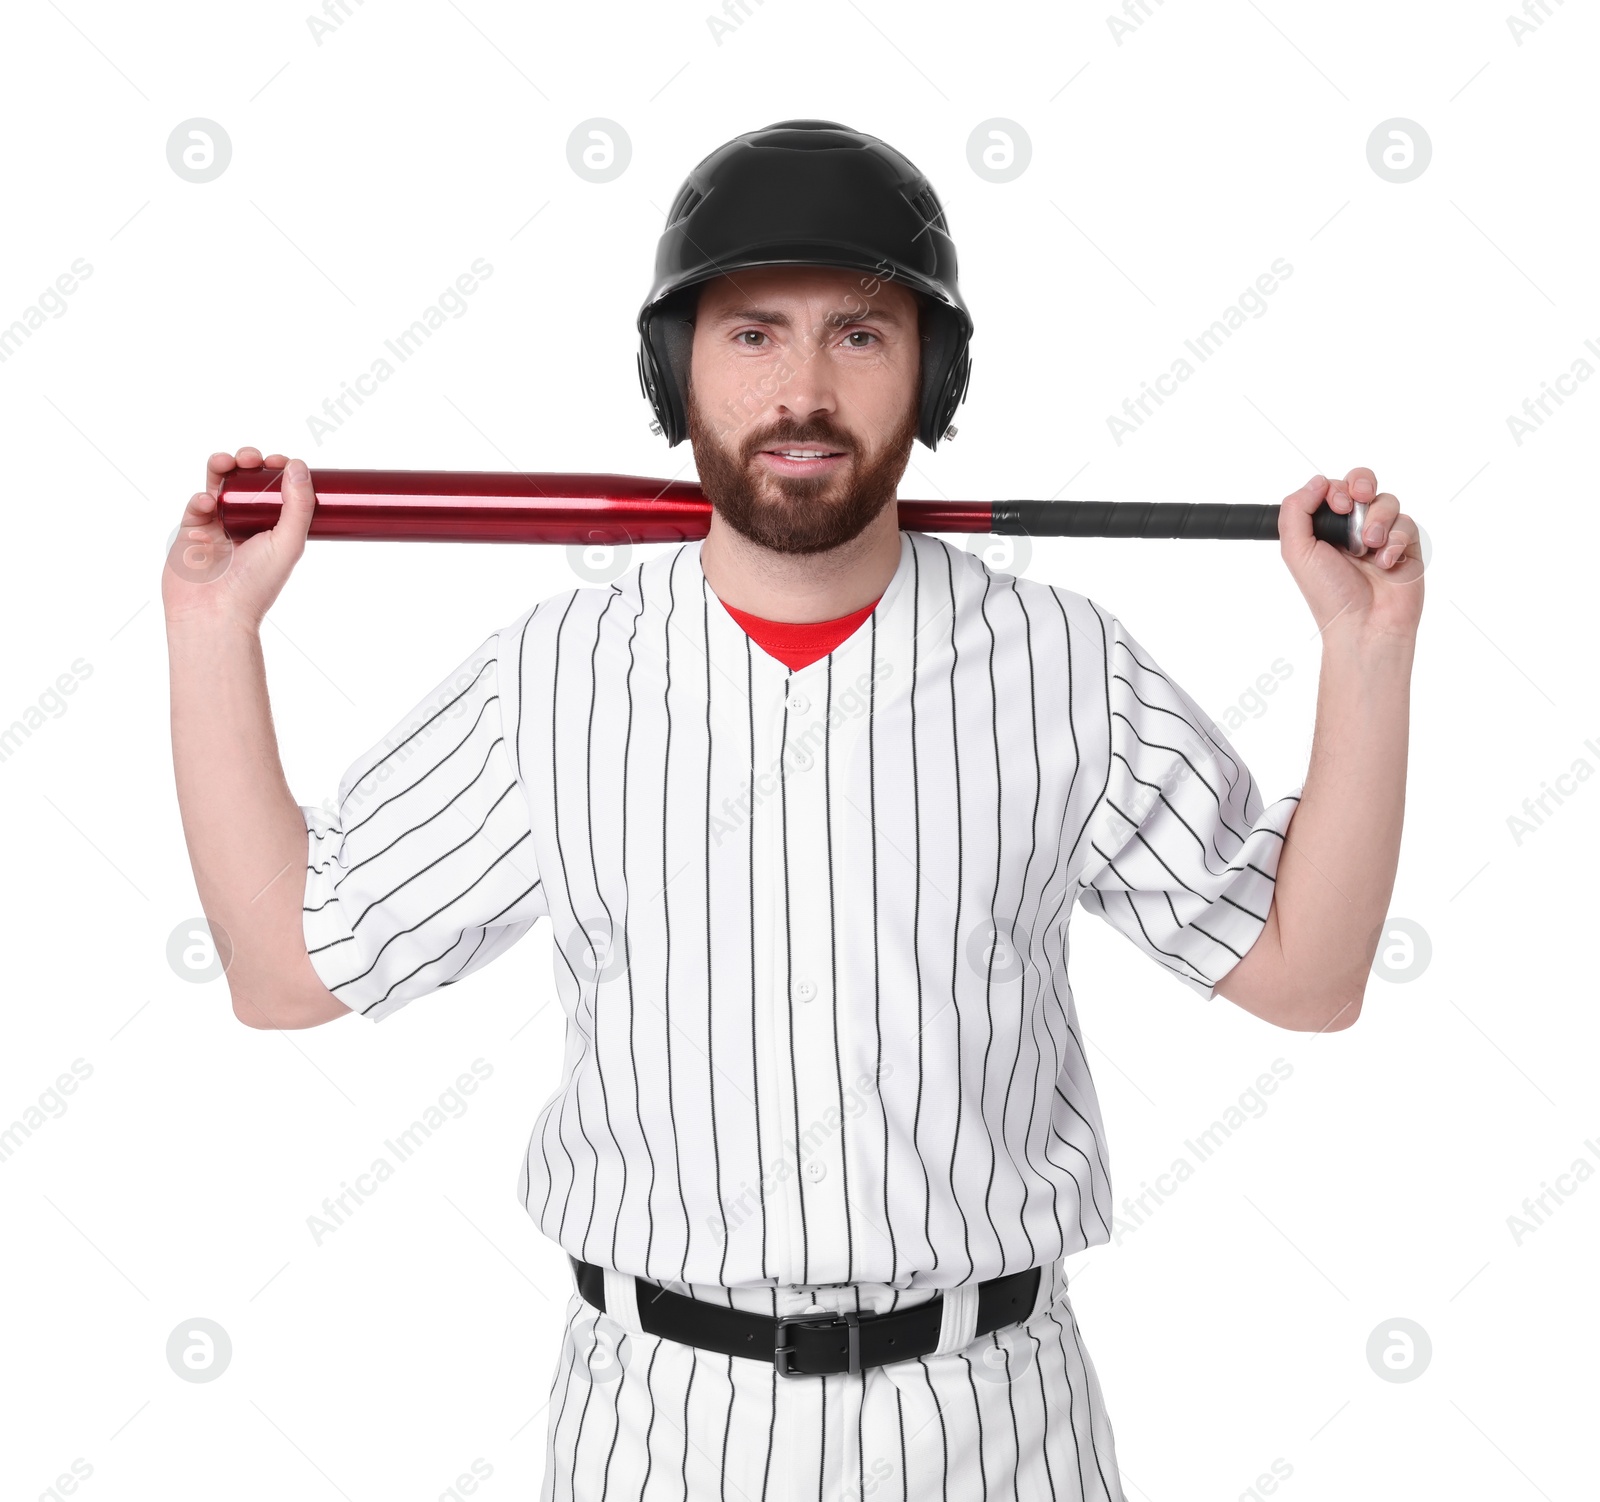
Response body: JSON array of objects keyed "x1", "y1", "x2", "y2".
[
  {"x1": 1273, "y1": 624, "x2": 1415, "y2": 1019},
  {"x1": 166, "y1": 616, "x2": 330, "y2": 1023}
]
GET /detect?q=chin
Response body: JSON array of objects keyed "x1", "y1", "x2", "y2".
[
  {"x1": 756, "y1": 472, "x2": 840, "y2": 504},
  {"x1": 735, "y1": 494, "x2": 889, "y2": 556}
]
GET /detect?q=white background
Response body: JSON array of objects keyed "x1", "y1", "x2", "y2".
[{"x1": 2, "y1": 1, "x2": 1596, "y2": 1498}]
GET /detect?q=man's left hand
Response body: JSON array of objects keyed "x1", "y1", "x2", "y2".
[{"x1": 1279, "y1": 468, "x2": 1424, "y2": 643}]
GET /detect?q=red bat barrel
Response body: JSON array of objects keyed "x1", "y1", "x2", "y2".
[{"x1": 217, "y1": 467, "x2": 719, "y2": 545}]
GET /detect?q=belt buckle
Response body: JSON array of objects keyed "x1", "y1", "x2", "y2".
[{"x1": 774, "y1": 1309, "x2": 862, "y2": 1378}]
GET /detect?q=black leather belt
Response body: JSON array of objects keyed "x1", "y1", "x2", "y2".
[{"x1": 570, "y1": 1255, "x2": 1043, "y2": 1377}]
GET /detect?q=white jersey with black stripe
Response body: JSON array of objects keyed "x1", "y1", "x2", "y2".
[{"x1": 302, "y1": 530, "x2": 1301, "y2": 1292}]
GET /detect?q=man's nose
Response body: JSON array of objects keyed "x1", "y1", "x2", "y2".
[{"x1": 770, "y1": 345, "x2": 838, "y2": 426}]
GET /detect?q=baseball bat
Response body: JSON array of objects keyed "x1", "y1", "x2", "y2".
[{"x1": 215, "y1": 468, "x2": 1372, "y2": 554}]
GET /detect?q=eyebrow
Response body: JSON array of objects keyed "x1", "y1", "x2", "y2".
[{"x1": 709, "y1": 303, "x2": 906, "y2": 328}]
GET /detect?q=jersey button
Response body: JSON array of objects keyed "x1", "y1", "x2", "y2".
[
  {"x1": 786, "y1": 692, "x2": 810, "y2": 714},
  {"x1": 804, "y1": 1159, "x2": 827, "y2": 1183},
  {"x1": 793, "y1": 978, "x2": 817, "y2": 1004}
]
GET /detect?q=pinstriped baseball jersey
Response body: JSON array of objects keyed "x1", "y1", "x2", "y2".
[{"x1": 301, "y1": 529, "x2": 1301, "y2": 1297}]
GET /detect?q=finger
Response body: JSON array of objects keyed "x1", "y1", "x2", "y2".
[
  {"x1": 234, "y1": 446, "x2": 265, "y2": 469},
  {"x1": 1277, "y1": 474, "x2": 1331, "y2": 544},
  {"x1": 1344, "y1": 466, "x2": 1378, "y2": 503},
  {"x1": 179, "y1": 489, "x2": 219, "y2": 528},
  {"x1": 206, "y1": 450, "x2": 237, "y2": 498},
  {"x1": 263, "y1": 453, "x2": 289, "y2": 468},
  {"x1": 1360, "y1": 492, "x2": 1401, "y2": 551},
  {"x1": 1376, "y1": 513, "x2": 1419, "y2": 570},
  {"x1": 1278, "y1": 474, "x2": 1331, "y2": 546},
  {"x1": 274, "y1": 457, "x2": 319, "y2": 555}
]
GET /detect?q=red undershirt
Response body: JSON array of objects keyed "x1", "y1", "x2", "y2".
[{"x1": 720, "y1": 594, "x2": 883, "y2": 671}]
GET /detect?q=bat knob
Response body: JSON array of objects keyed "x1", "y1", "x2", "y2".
[{"x1": 1311, "y1": 498, "x2": 1370, "y2": 555}]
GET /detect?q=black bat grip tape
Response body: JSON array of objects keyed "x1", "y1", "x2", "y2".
[{"x1": 990, "y1": 500, "x2": 1359, "y2": 551}]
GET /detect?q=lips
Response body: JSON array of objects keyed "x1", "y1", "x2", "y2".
[{"x1": 755, "y1": 443, "x2": 850, "y2": 477}]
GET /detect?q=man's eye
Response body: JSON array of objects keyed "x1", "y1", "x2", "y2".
[
  {"x1": 737, "y1": 330, "x2": 767, "y2": 346},
  {"x1": 843, "y1": 330, "x2": 878, "y2": 347}
]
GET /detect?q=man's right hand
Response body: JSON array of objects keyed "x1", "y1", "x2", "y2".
[
  {"x1": 163, "y1": 447, "x2": 351, "y2": 1028},
  {"x1": 162, "y1": 448, "x2": 318, "y2": 631}
]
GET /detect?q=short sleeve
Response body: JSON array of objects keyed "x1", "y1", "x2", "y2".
[
  {"x1": 300, "y1": 625, "x2": 547, "y2": 1021},
  {"x1": 1076, "y1": 611, "x2": 1301, "y2": 999}
]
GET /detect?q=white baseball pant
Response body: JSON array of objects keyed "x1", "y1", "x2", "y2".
[{"x1": 538, "y1": 1256, "x2": 1123, "y2": 1501}]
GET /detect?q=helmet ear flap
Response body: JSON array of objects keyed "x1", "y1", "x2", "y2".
[
  {"x1": 639, "y1": 291, "x2": 698, "y2": 444},
  {"x1": 916, "y1": 301, "x2": 972, "y2": 449}
]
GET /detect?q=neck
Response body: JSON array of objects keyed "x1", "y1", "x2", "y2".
[{"x1": 699, "y1": 502, "x2": 902, "y2": 622}]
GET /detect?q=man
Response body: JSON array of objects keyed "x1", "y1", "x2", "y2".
[{"x1": 165, "y1": 121, "x2": 1422, "y2": 1501}]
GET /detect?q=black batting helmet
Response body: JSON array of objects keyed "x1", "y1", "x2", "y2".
[{"x1": 636, "y1": 119, "x2": 974, "y2": 450}]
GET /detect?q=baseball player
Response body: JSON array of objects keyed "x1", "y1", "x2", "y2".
[{"x1": 164, "y1": 121, "x2": 1423, "y2": 1501}]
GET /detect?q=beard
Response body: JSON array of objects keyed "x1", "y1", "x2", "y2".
[{"x1": 686, "y1": 385, "x2": 919, "y2": 556}]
